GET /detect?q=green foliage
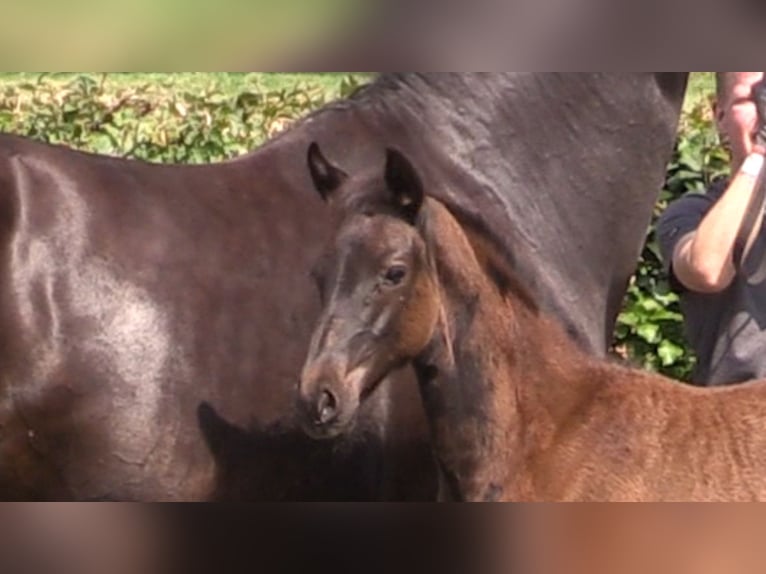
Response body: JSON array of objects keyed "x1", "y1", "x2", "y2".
[
  {"x1": 0, "y1": 73, "x2": 358, "y2": 164},
  {"x1": 614, "y1": 102, "x2": 730, "y2": 381},
  {"x1": 0, "y1": 73, "x2": 726, "y2": 381}
]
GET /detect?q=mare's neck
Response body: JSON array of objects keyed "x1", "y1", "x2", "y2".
[{"x1": 414, "y1": 201, "x2": 600, "y2": 501}]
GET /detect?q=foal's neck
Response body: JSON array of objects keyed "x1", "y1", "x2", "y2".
[{"x1": 416, "y1": 200, "x2": 599, "y2": 501}]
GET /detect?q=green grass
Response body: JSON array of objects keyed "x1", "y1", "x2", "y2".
[{"x1": 0, "y1": 0, "x2": 364, "y2": 69}]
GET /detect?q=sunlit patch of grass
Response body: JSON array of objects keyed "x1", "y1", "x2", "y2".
[{"x1": 0, "y1": 0, "x2": 365, "y2": 68}]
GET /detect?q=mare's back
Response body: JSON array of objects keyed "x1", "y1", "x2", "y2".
[{"x1": 354, "y1": 74, "x2": 687, "y2": 354}]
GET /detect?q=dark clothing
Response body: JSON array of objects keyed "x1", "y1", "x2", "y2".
[{"x1": 658, "y1": 178, "x2": 766, "y2": 385}]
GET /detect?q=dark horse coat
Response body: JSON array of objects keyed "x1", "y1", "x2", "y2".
[{"x1": 0, "y1": 74, "x2": 687, "y2": 500}]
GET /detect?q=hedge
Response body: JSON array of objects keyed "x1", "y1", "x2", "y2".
[{"x1": 0, "y1": 74, "x2": 726, "y2": 381}]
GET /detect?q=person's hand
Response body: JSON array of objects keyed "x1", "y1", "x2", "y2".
[{"x1": 752, "y1": 79, "x2": 766, "y2": 154}]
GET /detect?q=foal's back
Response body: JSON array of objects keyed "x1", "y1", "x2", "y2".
[{"x1": 541, "y1": 363, "x2": 766, "y2": 501}]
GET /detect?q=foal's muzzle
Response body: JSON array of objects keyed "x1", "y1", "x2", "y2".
[
  {"x1": 309, "y1": 388, "x2": 340, "y2": 428},
  {"x1": 298, "y1": 377, "x2": 359, "y2": 440}
]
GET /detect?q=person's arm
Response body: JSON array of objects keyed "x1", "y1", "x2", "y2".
[
  {"x1": 672, "y1": 76, "x2": 766, "y2": 294},
  {"x1": 672, "y1": 156, "x2": 765, "y2": 293}
]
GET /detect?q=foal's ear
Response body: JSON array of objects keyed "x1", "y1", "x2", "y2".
[
  {"x1": 308, "y1": 142, "x2": 348, "y2": 201},
  {"x1": 385, "y1": 148, "x2": 424, "y2": 223}
]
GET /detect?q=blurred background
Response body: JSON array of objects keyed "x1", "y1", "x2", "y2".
[
  {"x1": 2, "y1": 503, "x2": 766, "y2": 574},
  {"x1": 0, "y1": 0, "x2": 367, "y2": 69}
]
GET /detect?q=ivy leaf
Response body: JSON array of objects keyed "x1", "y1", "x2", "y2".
[
  {"x1": 637, "y1": 323, "x2": 661, "y2": 344},
  {"x1": 658, "y1": 340, "x2": 685, "y2": 367}
]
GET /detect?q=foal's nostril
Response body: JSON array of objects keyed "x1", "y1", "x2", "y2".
[{"x1": 316, "y1": 389, "x2": 338, "y2": 426}]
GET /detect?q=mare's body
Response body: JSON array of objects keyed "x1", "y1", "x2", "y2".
[
  {"x1": 0, "y1": 134, "x2": 420, "y2": 500},
  {"x1": 0, "y1": 74, "x2": 686, "y2": 500}
]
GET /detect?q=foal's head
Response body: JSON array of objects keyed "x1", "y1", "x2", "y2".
[{"x1": 297, "y1": 143, "x2": 441, "y2": 439}]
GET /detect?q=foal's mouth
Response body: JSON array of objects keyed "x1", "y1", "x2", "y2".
[
  {"x1": 299, "y1": 364, "x2": 387, "y2": 440},
  {"x1": 302, "y1": 405, "x2": 360, "y2": 441}
]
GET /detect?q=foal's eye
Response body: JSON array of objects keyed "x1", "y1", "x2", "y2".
[{"x1": 383, "y1": 265, "x2": 408, "y2": 286}]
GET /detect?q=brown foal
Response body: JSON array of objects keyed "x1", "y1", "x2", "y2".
[{"x1": 297, "y1": 142, "x2": 766, "y2": 502}]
